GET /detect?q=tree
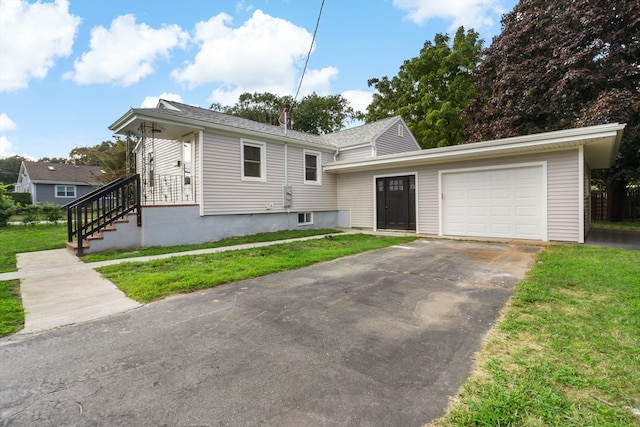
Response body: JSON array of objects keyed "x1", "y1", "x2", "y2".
[
  {"x1": 70, "y1": 138, "x2": 129, "y2": 183},
  {"x1": 212, "y1": 91, "x2": 362, "y2": 135},
  {"x1": 0, "y1": 184, "x2": 17, "y2": 226},
  {"x1": 38, "y1": 157, "x2": 70, "y2": 164},
  {"x1": 366, "y1": 27, "x2": 483, "y2": 148},
  {"x1": 463, "y1": 0, "x2": 640, "y2": 220},
  {"x1": 293, "y1": 93, "x2": 360, "y2": 134},
  {"x1": 0, "y1": 155, "x2": 27, "y2": 186}
]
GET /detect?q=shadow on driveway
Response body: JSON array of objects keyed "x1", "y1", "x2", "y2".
[
  {"x1": 586, "y1": 228, "x2": 640, "y2": 251},
  {"x1": 0, "y1": 239, "x2": 541, "y2": 426}
]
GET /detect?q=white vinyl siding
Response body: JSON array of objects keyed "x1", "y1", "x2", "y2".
[
  {"x1": 546, "y1": 150, "x2": 580, "y2": 242},
  {"x1": 287, "y1": 147, "x2": 337, "y2": 211},
  {"x1": 141, "y1": 138, "x2": 184, "y2": 204},
  {"x1": 337, "y1": 171, "x2": 373, "y2": 228},
  {"x1": 336, "y1": 145, "x2": 373, "y2": 162},
  {"x1": 335, "y1": 149, "x2": 582, "y2": 242},
  {"x1": 201, "y1": 131, "x2": 336, "y2": 215}
]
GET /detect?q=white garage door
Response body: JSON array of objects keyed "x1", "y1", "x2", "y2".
[{"x1": 442, "y1": 165, "x2": 545, "y2": 240}]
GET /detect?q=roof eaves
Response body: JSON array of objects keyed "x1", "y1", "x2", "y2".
[{"x1": 324, "y1": 123, "x2": 626, "y2": 173}]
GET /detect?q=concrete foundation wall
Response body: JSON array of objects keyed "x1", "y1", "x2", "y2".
[{"x1": 84, "y1": 206, "x2": 349, "y2": 253}]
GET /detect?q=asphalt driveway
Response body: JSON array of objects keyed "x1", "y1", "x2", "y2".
[{"x1": 0, "y1": 239, "x2": 540, "y2": 426}]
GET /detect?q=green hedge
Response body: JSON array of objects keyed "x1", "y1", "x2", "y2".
[{"x1": 9, "y1": 192, "x2": 31, "y2": 205}]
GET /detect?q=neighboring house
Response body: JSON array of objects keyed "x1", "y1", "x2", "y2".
[
  {"x1": 81, "y1": 99, "x2": 624, "y2": 253},
  {"x1": 15, "y1": 161, "x2": 106, "y2": 205}
]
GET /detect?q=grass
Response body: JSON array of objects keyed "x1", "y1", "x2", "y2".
[
  {"x1": 0, "y1": 224, "x2": 67, "y2": 273},
  {"x1": 0, "y1": 280, "x2": 24, "y2": 336},
  {"x1": 97, "y1": 234, "x2": 417, "y2": 303},
  {"x1": 592, "y1": 220, "x2": 640, "y2": 231},
  {"x1": 434, "y1": 245, "x2": 640, "y2": 427},
  {"x1": 80, "y1": 228, "x2": 342, "y2": 262}
]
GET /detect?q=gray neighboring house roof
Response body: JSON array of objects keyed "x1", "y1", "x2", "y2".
[
  {"x1": 109, "y1": 99, "x2": 409, "y2": 151},
  {"x1": 19, "y1": 161, "x2": 106, "y2": 185}
]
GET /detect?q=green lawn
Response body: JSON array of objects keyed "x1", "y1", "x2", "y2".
[
  {"x1": 0, "y1": 224, "x2": 67, "y2": 273},
  {"x1": 97, "y1": 234, "x2": 417, "y2": 302},
  {"x1": 0, "y1": 280, "x2": 24, "y2": 336},
  {"x1": 435, "y1": 245, "x2": 640, "y2": 426},
  {"x1": 592, "y1": 220, "x2": 640, "y2": 231},
  {"x1": 80, "y1": 228, "x2": 343, "y2": 262}
]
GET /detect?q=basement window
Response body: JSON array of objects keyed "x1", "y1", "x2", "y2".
[{"x1": 298, "y1": 212, "x2": 313, "y2": 225}]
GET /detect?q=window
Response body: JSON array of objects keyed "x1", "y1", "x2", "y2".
[
  {"x1": 304, "y1": 150, "x2": 321, "y2": 184},
  {"x1": 398, "y1": 124, "x2": 404, "y2": 137},
  {"x1": 242, "y1": 140, "x2": 266, "y2": 181},
  {"x1": 56, "y1": 185, "x2": 76, "y2": 198},
  {"x1": 298, "y1": 212, "x2": 313, "y2": 225}
]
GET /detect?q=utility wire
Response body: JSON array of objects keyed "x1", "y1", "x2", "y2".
[{"x1": 294, "y1": 0, "x2": 325, "y2": 101}]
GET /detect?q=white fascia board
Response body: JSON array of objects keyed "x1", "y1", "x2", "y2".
[{"x1": 324, "y1": 123, "x2": 626, "y2": 173}]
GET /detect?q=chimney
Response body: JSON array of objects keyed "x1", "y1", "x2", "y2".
[{"x1": 278, "y1": 104, "x2": 293, "y2": 132}]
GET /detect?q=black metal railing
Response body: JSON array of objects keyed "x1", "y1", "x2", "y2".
[
  {"x1": 142, "y1": 174, "x2": 195, "y2": 205},
  {"x1": 65, "y1": 174, "x2": 141, "y2": 256}
]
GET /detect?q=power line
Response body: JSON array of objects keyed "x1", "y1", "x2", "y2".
[{"x1": 294, "y1": 0, "x2": 325, "y2": 101}]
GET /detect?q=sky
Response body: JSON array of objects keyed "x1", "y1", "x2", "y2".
[{"x1": 0, "y1": 0, "x2": 518, "y2": 160}]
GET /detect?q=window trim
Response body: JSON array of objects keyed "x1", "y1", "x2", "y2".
[
  {"x1": 303, "y1": 150, "x2": 321, "y2": 185},
  {"x1": 298, "y1": 212, "x2": 313, "y2": 225},
  {"x1": 241, "y1": 139, "x2": 267, "y2": 182},
  {"x1": 55, "y1": 184, "x2": 76, "y2": 198}
]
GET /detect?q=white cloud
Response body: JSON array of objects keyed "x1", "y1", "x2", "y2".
[
  {"x1": 393, "y1": 0, "x2": 504, "y2": 31},
  {"x1": 64, "y1": 14, "x2": 189, "y2": 86},
  {"x1": 0, "y1": 135, "x2": 15, "y2": 157},
  {"x1": 0, "y1": 0, "x2": 80, "y2": 92},
  {"x1": 0, "y1": 113, "x2": 17, "y2": 131},
  {"x1": 172, "y1": 10, "x2": 333, "y2": 104},
  {"x1": 141, "y1": 93, "x2": 184, "y2": 108},
  {"x1": 342, "y1": 90, "x2": 374, "y2": 114}
]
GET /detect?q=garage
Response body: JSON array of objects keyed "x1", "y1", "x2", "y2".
[{"x1": 441, "y1": 164, "x2": 546, "y2": 240}]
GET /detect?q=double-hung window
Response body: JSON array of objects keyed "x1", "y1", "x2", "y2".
[
  {"x1": 56, "y1": 185, "x2": 76, "y2": 198},
  {"x1": 304, "y1": 150, "x2": 321, "y2": 184},
  {"x1": 242, "y1": 140, "x2": 266, "y2": 181}
]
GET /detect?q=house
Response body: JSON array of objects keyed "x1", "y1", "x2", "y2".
[
  {"x1": 72, "y1": 99, "x2": 624, "y2": 253},
  {"x1": 15, "y1": 161, "x2": 106, "y2": 205}
]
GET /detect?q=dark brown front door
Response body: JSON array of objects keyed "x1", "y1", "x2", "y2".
[{"x1": 376, "y1": 175, "x2": 416, "y2": 231}]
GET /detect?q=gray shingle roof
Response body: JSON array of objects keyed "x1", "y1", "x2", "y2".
[
  {"x1": 23, "y1": 161, "x2": 105, "y2": 184},
  {"x1": 119, "y1": 100, "x2": 403, "y2": 150},
  {"x1": 152, "y1": 100, "x2": 332, "y2": 147},
  {"x1": 320, "y1": 116, "x2": 401, "y2": 148}
]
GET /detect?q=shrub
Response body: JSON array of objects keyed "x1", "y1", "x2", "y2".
[
  {"x1": 21, "y1": 204, "x2": 40, "y2": 225},
  {"x1": 9, "y1": 192, "x2": 31, "y2": 206},
  {"x1": 40, "y1": 202, "x2": 64, "y2": 223},
  {"x1": 0, "y1": 185, "x2": 17, "y2": 227}
]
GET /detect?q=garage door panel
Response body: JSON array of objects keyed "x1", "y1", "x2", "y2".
[{"x1": 443, "y1": 165, "x2": 544, "y2": 240}]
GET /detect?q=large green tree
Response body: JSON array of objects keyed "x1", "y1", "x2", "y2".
[
  {"x1": 366, "y1": 26, "x2": 483, "y2": 148},
  {"x1": 463, "y1": 0, "x2": 640, "y2": 220},
  {"x1": 70, "y1": 138, "x2": 129, "y2": 183},
  {"x1": 212, "y1": 91, "x2": 362, "y2": 135},
  {"x1": 0, "y1": 155, "x2": 27, "y2": 186}
]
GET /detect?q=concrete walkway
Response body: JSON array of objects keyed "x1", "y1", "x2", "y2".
[{"x1": 0, "y1": 233, "x2": 351, "y2": 334}]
